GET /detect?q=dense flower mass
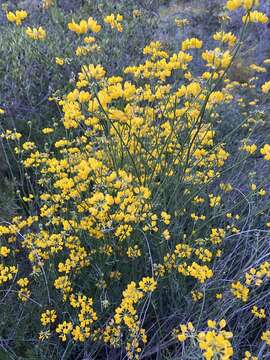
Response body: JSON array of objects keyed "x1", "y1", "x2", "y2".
[{"x1": 1, "y1": 0, "x2": 270, "y2": 359}]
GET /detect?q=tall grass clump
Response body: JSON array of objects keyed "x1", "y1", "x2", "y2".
[{"x1": 1, "y1": 0, "x2": 270, "y2": 359}]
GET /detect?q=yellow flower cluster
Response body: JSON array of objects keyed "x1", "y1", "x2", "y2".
[
  {"x1": 103, "y1": 278, "x2": 155, "y2": 359},
  {"x1": 70, "y1": 294, "x2": 97, "y2": 342},
  {"x1": 241, "y1": 143, "x2": 257, "y2": 154},
  {"x1": 0, "y1": 264, "x2": 17, "y2": 285},
  {"x1": 213, "y1": 31, "x2": 237, "y2": 47},
  {"x1": 127, "y1": 245, "x2": 141, "y2": 258},
  {"x1": 261, "y1": 330, "x2": 270, "y2": 346},
  {"x1": 56, "y1": 321, "x2": 73, "y2": 341},
  {"x1": 251, "y1": 306, "x2": 266, "y2": 319},
  {"x1": 158, "y1": 241, "x2": 215, "y2": 283},
  {"x1": 68, "y1": 17, "x2": 101, "y2": 34},
  {"x1": 26, "y1": 27, "x2": 46, "y2": 40},
  {"x1": 0, "y1": 246, "x2": 10, "y2": 257},
  {"x1": 181, "y1": 37, "x2": 203, "y2": 51},
  {"x1": 40, "y1": 309, "x2": 57, "y2": 326},
  {"x1": 260, "y1": 144, "x2": 270, "y2": 160},
  {"x1": 242, "y1": 11, "x2": 269, "y2": 24},
  {"x1": 174, "y1": 321, "x2": 196, "y2": 342},
  {"x1": 261, "y1": 80, "x2": 270, "y2": 94},
  {"x1": 175, "y1": 18, "x2": 190, "y2": 27},
  {"x1": 231, "y1": 261, "x2": 270, "y2": 306},
  {"x1": 226, "y1": 0, "x2": 259, "y2": 11},
  {"x1": 250, "y1": 63, "x2": 266, "y2": 73},
  {"x1": 55, "y1": 57, "x2": 64, "y2": 66},
  {"x1": 143, "y1": 41, "x2": 169, "y2": 60},
  {"x1": 202, "y1": 48, "x2": 232, "y2": 69},
  {"x1": 245, "y1": 262, "x2": 270, "y2": 285},
  {"x1": 6, "y1": 10, "x2": 28, "y2": 26},
  {"x1": 243, "y1": 351, "x2": 258, "y2": 360},
  {"x1": 191, "y1": 290, "x2": 203, "y2": 301},
  {"x1": 0, "y1": 129, "x2": 22, "y2": 140},
  {"x1": 104, "y1": 14, "x2": 123, "y2": 32},
  {"x1": 174, "y1": 319, "x2": 233, "y2": 360},
  {"x1": 53, "y1": 294, "x2": 97, "y2": 342},
  {"x1": 231, "y1": 281, "x2": 249, "y2": 302},
  {"x1": 17, "y1": 277, "x2": 30, "y2": 302}
]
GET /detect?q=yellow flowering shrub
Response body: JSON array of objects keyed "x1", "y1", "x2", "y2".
[{"x1": 0, "y1": 0, "x2": 270, "y2": 358}]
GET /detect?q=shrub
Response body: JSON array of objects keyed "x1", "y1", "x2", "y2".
[{"x1": 0, "y1": 1, "x2": 270, "y2": 359}]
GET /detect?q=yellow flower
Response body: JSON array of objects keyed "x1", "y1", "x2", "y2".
[
  {"x1": 209, "y1": 194, "x2": 221, "y2": 207},
  {"x1": 26, "y1": 27, "x2": 46, "y2": 40},
  {"x1": 250, "y1": 64, "x2": 266, "y2": 73},
  {"x1": 231, "y1": 281, "x2": 249, "y2": 302},
  {"x1": 6, "y1": 10, "x2": 28, "y2": 26},
  {"x1": 174, "y1": 322, "x2": 195, "y2": 342},
  {"x1": 84, "y1": 36, "x2": 95, "y2": 44},
  {"x1": 139, "y1": 277, "x2": 157, "y2": 292},
  {"x1": 261, "y1": 330, "x2": 270, "y2": 346},
  {"x1": 127, "y1": 245, "x2": 141, "y2": 258},
  {"x1": 213, "y1": 31, "x2": 237, "y2": 47},
  {"x1": 202, "y1": 48, "x2": 232, "y2": 69},
  {"x1": 198, "y1": 327, "x2": 233, "y2": 359},
  {"x1": 226, "y1": 0, "x2": 242, "y2": 11},
  {"x1": 207, "y1": 320, "x2": 217, "y2": 328},
  {"x1": 87, "y1": 17, "x2": 102, "y2": 33},
  {"x1": 243, "y1": 0, "x2": 260, "y2": 10},
  {"x1": 191, "y1": 290, "x2": 203, "y2": 302},
  {"x1": 68, "y1": 19, "x2": 88, "y2": 35},
  {"x1": 0, "y1": 265, "x2": 17, "y2": 285},
  {"x1": 260, "y1": 144, "x2": 270, "y2": 160},
  {"x1": 42, "y1": 127, "x2": 54, "y2": 134},
  {"x1": 220, "y1": 182, "x2": 233, "y2": 192},
  {"x1": 80, "y1": 64, "x2": 106, "y2": 81},
  {"x1": 18, "y1": 287, "x2": 31, "y2": 302},
  {"x1": 162, "y1": 229, "x2": 171, "y2": 240},
  {"x1": 226, "y1": 0, "x2": 259, "y2": 11},
  {"x1": 241, "y1": 143, "x2": 257, "y2": 154},
  {"x1": 0, "y1": 246, "x2": 10, "y2": 257},
  {"x1": 40, "y1": 310, "x2": 57, "y2": 326},
  {"x1": 175, "y1": 18, "x2": 190, "y2": 27},
  {"x1": 242, "y1": 11, "x2": 268, "y2": 24},
  {"x1": 182, "y1": 37, "x2": 203, "y2": 51},
  {"x1": 258, "y1": 188, "x2": 266, "y2": 196},
  {"x1": 104, "y1": 13, "x2": 123, "y2": 32},
  {"x1": 161, "y1": 211, "x2": 171, "y2": 224},
  {"x1": 262, "y1": 80, "x2": 270, "y2": 94},
  {"x1": 17, "y1": 277, "x2": 29, "y2": 287},
  {"x1": 56, "y1": 321, "x2": 73, "y2": 341},
  {"x1": 251, "y1": 306, "x2": 266, "y2": 319},
  {"x1": 55, "y1": 57, "x2": 65, "y2": 66},
  {"x1": 243, "y1": 351, "x2": 258, "y2": 360}
]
